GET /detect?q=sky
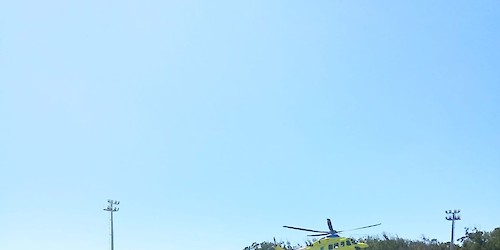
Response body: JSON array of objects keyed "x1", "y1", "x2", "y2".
[{"x1": 1, "y1": 1, "x2": 499, "y2": 250}]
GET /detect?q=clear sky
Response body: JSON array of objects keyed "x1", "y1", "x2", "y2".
[{"x1": 1, "y1": 1, "x2": 499, "y2": 250}]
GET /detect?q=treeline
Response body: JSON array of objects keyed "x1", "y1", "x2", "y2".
[{"x1": 244, "y1": 227, "x2": 500, "y2": 250}]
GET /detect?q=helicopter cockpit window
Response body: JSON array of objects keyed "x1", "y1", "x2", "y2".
[
  {"x1": 328, "y1": 244, "x2": 333, "y2": 250},
  {"x1": 334, "y1": 243, "x2": 339, "y2": 248},
  {"x1": 320, "y1": 247, "x2": 324, "y2": 250},
  {"x1": 340, "y1": 241, "x2": 345, "y2": 247},
  {"x1": 346, "y1": 240, "x2": 352, "y2": 246}
]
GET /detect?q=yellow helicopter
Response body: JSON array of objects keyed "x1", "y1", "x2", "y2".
[{"x1": 276, "y1": 219, "x2": 381, "y2": 250}]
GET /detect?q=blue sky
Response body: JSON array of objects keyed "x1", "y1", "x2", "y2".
[{"x1": 1, "y1": 1, "x2": 499, "y2": 250}]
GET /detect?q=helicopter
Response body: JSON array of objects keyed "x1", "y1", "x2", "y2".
[{"x1": 275, "y1": 219, "x2": 381, "y2": 250}]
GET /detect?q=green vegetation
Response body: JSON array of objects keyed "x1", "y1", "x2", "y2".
[
  {"x1": 458, "y1": 227, "x2": 500, "y2": 250},
  {"x1": 244, "y1": 227, "x2": 500, "y2": 250}
]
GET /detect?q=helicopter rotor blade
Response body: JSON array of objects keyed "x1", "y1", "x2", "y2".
[
  {"x1": 308, "y1": 233, "x2": 330, "y2": 237},
  {"x1": 327, "y1": 219, "x2": 334, "y2": 231},
  {"x1": 283, "y1": 226, "x2": 328, "y2": 234},
  {"x1": 337, "y1": 223, "x2": 382, "y2": 233}
]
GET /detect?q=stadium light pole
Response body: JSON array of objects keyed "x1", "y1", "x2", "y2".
[
  {"x1": 104, "y1": 199, "x2": 120, "y2": 250},
  {"x1": 445, "y1": 209, "x2": 461, "y2": 250}
]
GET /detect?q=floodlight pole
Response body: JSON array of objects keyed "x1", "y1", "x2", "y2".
[
  {"x1": 445, "y1": 209, "x2": 461, "y2": 250},
  {"x1": 104, "y1": 199, "x2": 120, "y2": 250}
]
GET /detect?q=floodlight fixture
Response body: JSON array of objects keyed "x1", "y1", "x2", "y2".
[
  {"x1": 445, "y1": 209, "x2": 461, "y2": 250},
  {"x1": 104, "y1": 199, "x2": 120, "y2": 250}
]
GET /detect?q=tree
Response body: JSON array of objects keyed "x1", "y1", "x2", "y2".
[
  {"x1": 459, "y1": 227, "x2": 500, "y2": 250},
  {"x1": 243, "y1": 240, "x2": 294, "y2": 250}
]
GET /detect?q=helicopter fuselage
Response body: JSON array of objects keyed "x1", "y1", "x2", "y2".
[
  {"x1": 308, "y1": 237, "x2": 368, "y2": 250},
  {"x1": 281, "y1": 219, "x2": 379, "y2": 250},
  {"x1": 276, "y1": 237, "x2": 368, "y2": 250}
]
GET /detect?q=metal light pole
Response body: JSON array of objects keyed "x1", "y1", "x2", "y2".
[
  {"x1": 445, "y1": 209, "x2": 461, "y2": 250},
  {"x1": 104, "y1": 199, "x2": 120, "y2": 250}
]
